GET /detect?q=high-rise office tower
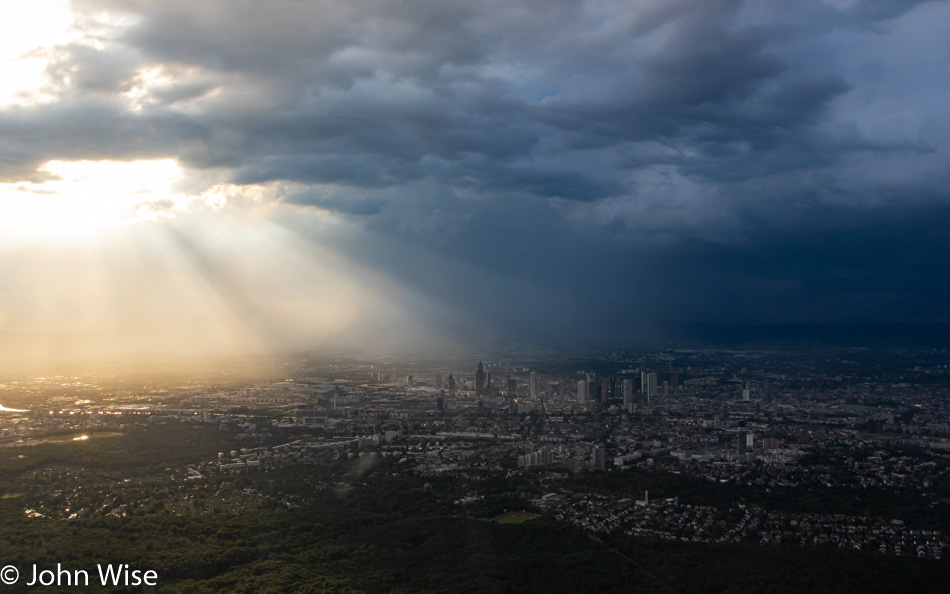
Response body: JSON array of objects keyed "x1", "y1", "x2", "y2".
[
  {"x1": 591, "y1": 447, "x2": 605, "y2": 471},
  {"x1": 507, "y1": 377, "x2": 517, "y2": 396},
  {"x1": 577, "y1": 380, "x2": 588, "y2": 405},
  {"x1": 475, "y1": 362, "x2": 486, "y2": 397},
  {"x1": 622, "y1": 379, "x2": 634, "y2": 409},
  {"x1": 529, "y1": 371, "x2": 537, "y2": 399},
  {"x1": 641, "y1": 371, "x2": 657, "y2": 404},
  {"x1": 447, "y1": 374, "x2": 456, "y2": 398},
  {"x1": 737, "y1": 430, "x2": 751, "y2": 457}
]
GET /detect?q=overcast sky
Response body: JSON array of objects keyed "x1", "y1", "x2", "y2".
[{"x1": 1, "y1": 0, "x2": 949, "y2": 360}]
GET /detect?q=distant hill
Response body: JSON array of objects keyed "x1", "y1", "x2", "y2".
[{"x1": 666, "y1": 322, "x2": 950, "y2": 348}]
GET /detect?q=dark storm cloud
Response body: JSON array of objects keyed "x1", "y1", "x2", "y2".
[
  {"x1": 285, "y1": 185, "x2": 386, "y2": 215},
  {"x1": 3, "y1": 0, "x2": 950, "y2": 340},
  {"x1": 2, "y1": 0, "x2": 894, "y2": 189},
  {"x1": 40, "y1": 43, "x2": 139, "y2": 94},
  {"x1": 0, "y1": 100, "x2": 194, "y2": 181},
  {"x1": 849, "y1": 0, "x2": 941, "y2": 22},
  {"x1": 644, "y1": 200, "x2": 950, "y2": 326}
]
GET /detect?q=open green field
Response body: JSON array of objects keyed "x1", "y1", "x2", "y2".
[
  {"x1": 493, "y1": 511, "x2": 540, "y2": 524},
  {"x1": 46, "y1": 431, "x2": 124, "y2": 443},
  {"x1": 0, "y1": 431, "x2": 124, "y2": 447}
]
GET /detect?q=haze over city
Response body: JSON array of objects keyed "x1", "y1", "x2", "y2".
[{"x1": 2, "y1": 0, "x2": 949, "y2": 367}]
